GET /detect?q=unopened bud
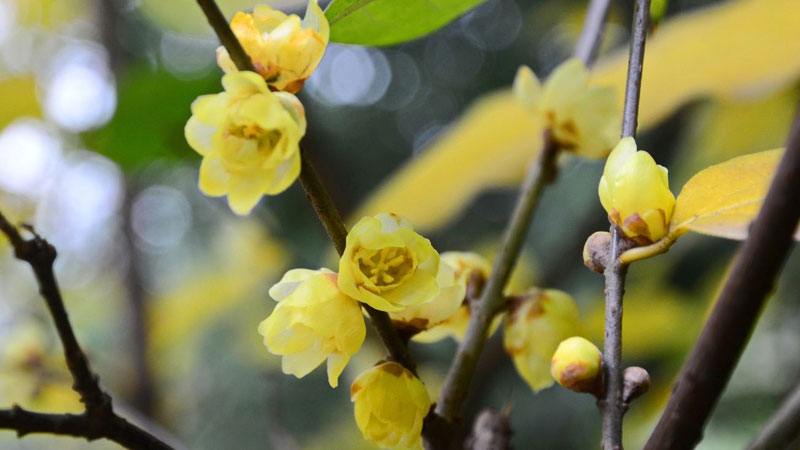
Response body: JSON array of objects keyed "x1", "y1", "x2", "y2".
[
  {"x1": 551, "y1": 337, "x2": 603, "y2": 395},
  {"x1": 583, "y1": 231, "x2": 611, "y2": 274},
  {"x1": 622, "y1": 366, "x2": 651, "y2": 405}
]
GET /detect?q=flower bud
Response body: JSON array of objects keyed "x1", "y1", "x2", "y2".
[
  {"x1": 217, "y1": 0, "x2": 329, "y2": 93},
  {"x1": 583, "y1": 231, "x2": 611, "y2": 274},
  {"x1": 622, "y1": 366, "x2": 651, "y2": 404},
  {"x1": 351, "y1": 362, "x2": 430, "y2": 449},
  {"x1": 503, "y1": 289, "x2": 583, "y2": 392},
  {"x1": 598, "y1": 137, "x2": 676, "y2": 244},
  {"x1": 184, "y1": 72, "x2": 306, "y2": 215},
  {"x1": 258, "y1": 268, "x2": 365, "y2": 388},
  {"x1": 338, "y1": 213, "x2": 440, "y2": 312},
  {"x1": 550, "y1": 337, "x2": 603, "y2": 394}
]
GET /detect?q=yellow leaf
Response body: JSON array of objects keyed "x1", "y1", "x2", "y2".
[
  {"x1": 355, "y1": 0, "x2": 800, "y2": 232},
  {"x1": 670, "y1": 149, "x2": 800, "y2": 240},
  {"x1": 353, "y1": 92, "x2": 543, "y2": 230}
]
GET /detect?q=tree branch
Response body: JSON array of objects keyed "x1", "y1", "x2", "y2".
[
  {"x1": 600, "y1": 1, "x2": 649, "y2": 448},
  {"x1": 434, "y1": 135, "x2": 559, "y2": 422},
  {"x1": 193, "y1": 0, "x2": 417, "y2": 374},
  {"x1": 0, "y1": 211, "x2": 175, "y2": 450},
  {"x1": 748, "y1": 381, "x2": 800, "y2": 450},
  {"x1": 429, "y1": 0, "x2": 615, "y2": 441},
  {"x1": 573, "y1": 0, "x2": 612, "y2": 66},
  {"x1": 643, "y1": 103, "x2": 800, "y2": 449}
]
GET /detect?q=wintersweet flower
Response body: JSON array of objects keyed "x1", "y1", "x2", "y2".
[
  {"x1": 351, "y1": 362, "x2": 430, "y2": 449},
  {"x1": 217, "y1": 0, "x2": 329, "y2": 93},
  {"x1": 513, "y1": 58, "x2": 619, "y2": 158},
  {"x1": 390, "y1": 251, "x2": 489, "y2": 335},
  {"x1": 185, "y1": 71, "x2": 306, "y2": 215},
  {"x1": 338, "y1": 213, "x2": 440, "y2": 313},
  {"x1": 258, "y1": 268, "x2": 365, "y2": 388},
  {"x1": 503, "y1": 289, "x2": 583, "y2": 393},
  {"x1": 551, "y1": 336, "x2": 602, "y2": 394},
  {"x1": 598, "y1": 137, "x2": 676, "y2": 244}
]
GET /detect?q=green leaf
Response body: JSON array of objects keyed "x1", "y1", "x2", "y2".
[
  {"x1": 84, "y1": 65, "x2": 220, "y2": 171},
  {"x1": 325, "y1": 0, "x2": 488, "y2": 46}
]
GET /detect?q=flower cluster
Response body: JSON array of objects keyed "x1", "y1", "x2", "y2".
[
  {"x1": 185, "y1": 0, "x2": 328, "y2": 216},
  {"x1": 513, "y1": 58, "x2": 619, "y2": 158}
]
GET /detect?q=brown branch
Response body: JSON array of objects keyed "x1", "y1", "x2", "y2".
[
  {"x1": 643, "y1": 104, "x2": 800, "y2": 449},
  {"x1": 193, "y1": 0, "x2": 417, "y2": 374},
  {"x1": 0, "y1": 405, "x2": 171, "y2": 449},
  {"x1": 748, "y1": 380, "x2": 800, "y2": 450},
  {"x1": 434, "y1": 135, "x2": 559, "y2": 422},
  {"x1": 600, "y1": 1, "x2": 650, "y2": 448},
  {"x1": 0, "y1": 211, "x2": 174, "y2": 450}
]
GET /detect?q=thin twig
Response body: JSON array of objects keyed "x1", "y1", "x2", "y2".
[
  {"x1": 431, "y1": 0, "x2": 615, "y2": 431},
  {"x1": 573, "y1": 0, "x2": 612, "y2": 66},
  {"x1": 748, "y1": 381, "x2": 800, "y2": 450},
  {"x1": 600, "y1": 1, "x2": 650, "y2": 448},
  {"x1": 0, "y1": 211, "x2": 174, "y2": 450},
  {"x1": 643, "y1": 104, "x2": 800, "y2": 449},
  {"x1": 434, "y1": 136, "x2": 559, "y2": 422},
  {"x1": 194, "y1": 0, "x2": 417, "y2": 373}
]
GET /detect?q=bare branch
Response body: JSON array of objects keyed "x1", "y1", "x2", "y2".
[
  {"x1": 748, "y1": 381, "x2": 800, "y2": 450},
  {"x1": 600, "y1": 1, "x2": 650, "y2": 448},
  {"x1": 643, "y1": 103, "x2": 800, "y2": 449},
  {"x1": 573, "y1": 0, "x2": 612, "y2": 66},
  {"x1": 0, "y1": 210, "x2": 175, "y2": 450}
]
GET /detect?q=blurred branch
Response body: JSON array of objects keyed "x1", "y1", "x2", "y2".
[
  {"x1": 573, "y1": 0, "x2": 612, "y2": 65},
  {"x1": 748, "y1": 381, "x2": 800, "y2": 450},
  {"x1": 643, "y1": 103, "x2": 800, "y2": 449},
  {"x1": 0, "y1": 210, "x2": 174, "y2": 450},
  {"x1": 122, "y1": 183, "x2": 156, "y2": 416},
  {"x1": 600, "y1": 1, "x2": 650, "y2": 448},
  {"x1": 193, "y1": 0, "x2": 417, "y2": 374}
]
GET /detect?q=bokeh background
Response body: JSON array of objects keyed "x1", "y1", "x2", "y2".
[{"x1": 0, "y1": 0, "x2": 798, "y2": 448}]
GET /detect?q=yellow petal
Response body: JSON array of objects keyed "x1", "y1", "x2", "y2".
[
  {"x1": 512, "y1": 65, "x2": 542, "y2": 111},
  {"x1": 198, "y1": 156, "x2": 229, "y2": 197}
]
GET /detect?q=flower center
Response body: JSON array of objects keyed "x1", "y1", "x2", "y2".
[{"x1": 357, "y1": 247, "x2": 415, "y2": 291}]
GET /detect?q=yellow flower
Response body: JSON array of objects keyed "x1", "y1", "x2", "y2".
[
  {"x1": 351, "y1": 362, "x2": 430, "y2": 449},
  {"x1": 338, "y1": 213, "x2": 440, "y2": 313},
  {"x1": 257, "y1": 268, "x2": 365, "y2": 388},
  {"x1": 390, "y1": 251, "x2": 489, "y2": 335},
  {"x1": 185, "y1": 71, "x2": 306, "y2": 215},
  {"x1": 598, "y1": 137, "x2": 676, "y2": 244},
  {"x1": 550, "y1": 336, "x2": 602, "y2": 394},
  {"x1": 503, "y1": 289, "x2": 583, "y2": 393},
  {"x1": 513, "y1": 59, "x2": 619, "y2": 158},
  {"x1": 217, "y1": 0, "x2": 329, "y2": 94}
]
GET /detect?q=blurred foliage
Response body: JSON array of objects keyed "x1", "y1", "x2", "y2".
[{"x1": 326, "y1": 0, "x2": 488, "y2": 46}]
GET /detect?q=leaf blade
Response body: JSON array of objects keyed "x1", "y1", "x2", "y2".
[
  {"x1": 670, "y1": 148, "x2": 800, "y2": 240},
  {"x1": 325, "y1": 0, "x2": 488, "y2": 46}
]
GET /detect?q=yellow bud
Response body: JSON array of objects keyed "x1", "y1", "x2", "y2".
[
  {"x1": 338, "y1": 213, "x2": 440, "y2": 312},
  {"x1": 391, "y1": 251, "x2": 489, "y2": 335},
  {"x1": 550, "y1": 337, "x2": 602, "y2": 393},
  {"x1": 514, "y1": 59, "x2": 619, "y2": 158},
  {"x1": 598, "y1": 137, "x2": 676, "y2": 244},
  {"x1": 257, "y1": 268, "x2": 365, "y2": 388},
  {"x1": 217, "y1": 0, "x2": 329, "y2": 93},
  {"x1": 503, "y1": 289, "x2": 583, "y2": 392},
  {"x1": 184, "y1": 71, "x2": 306, "y2": 215},
  {"x1": 350, "y1": 362, "x2": 430, "y2": 449}
]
